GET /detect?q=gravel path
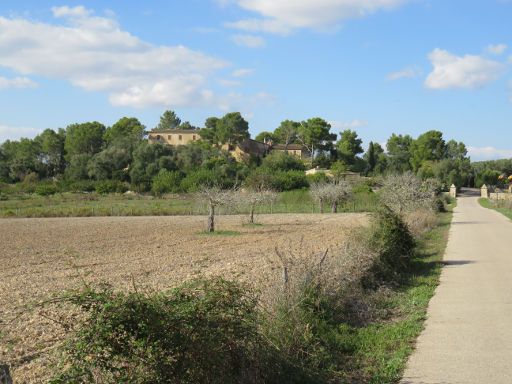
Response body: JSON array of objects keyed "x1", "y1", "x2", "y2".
[
  {"x1": 402, "y1": 194, "x2": 512, "y2": 383},
  {"x1": 0, "y1": 213, "x2": 366, "y2": 383}
]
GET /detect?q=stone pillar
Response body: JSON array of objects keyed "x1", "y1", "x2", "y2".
[
  {"x1": 449, "y1": 184, "x2": 457, "y2": 198},
  {"x1": 481, "y1": 184, "x2": 489, "y2": 198}
]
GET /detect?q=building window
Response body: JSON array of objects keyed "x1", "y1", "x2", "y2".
[
  {"x1": 193, "y1": 135, "x2": 196, "y2": 140},
  {"x1": 179, "y1": 135, "x2": 182, "y2": 140},
  {"x1": 168, "y1": 135, "x2": 171, "y2": 140}
]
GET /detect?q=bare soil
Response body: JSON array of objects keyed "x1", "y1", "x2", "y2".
[{"x1": 0, "y1": 213, "x2": 366, "y2": 383}]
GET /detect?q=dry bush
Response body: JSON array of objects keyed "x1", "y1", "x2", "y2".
[
  {"x1": 379, "y1": 172, "x2": 436, "y2": 215},
  {"x1": 404, "y1": 209, "x2": 438, "y2": 238}
]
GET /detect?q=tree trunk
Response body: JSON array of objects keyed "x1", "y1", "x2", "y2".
[
  {"x1": 250, "y1": 204, "x2": 255, "y2": 224},
  {"x1": 331, "y1": 201, "x2": 337, "y2": 214},
  {"x1": 207, "y1": 203, "x2": 215, "y2": 232},
  {"x1": 319, "y1": 198, "x2": 324, "y2": 213}
]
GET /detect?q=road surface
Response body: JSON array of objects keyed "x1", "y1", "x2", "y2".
[{"x1": 402, "y1": 192, "x2": 512, "y2": 383}]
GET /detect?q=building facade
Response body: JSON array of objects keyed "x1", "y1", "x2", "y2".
[{"x1": 148, "y1": 129, "x2": 201, "y2": 146}]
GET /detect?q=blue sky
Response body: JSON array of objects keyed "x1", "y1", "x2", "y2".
[{"x1": 0, "y1": 0, "x2": 512, "y2": 160}]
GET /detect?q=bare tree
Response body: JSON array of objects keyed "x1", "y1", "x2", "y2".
[
  {"x1": 310, "y1": 182, "x2": 352, "y2": 213},
  {"x1": 236, "y1": 189, "x2": 278, "y2": 224},
  {"x1": 196, "y1": 186, "x2": 235, "y2": 232},
  {"x1": 310, "y1": 182, "x2": 326, "y2": 213},
  {"x1": 379, "y1": 172, "x2": 436, "y2": 215}
]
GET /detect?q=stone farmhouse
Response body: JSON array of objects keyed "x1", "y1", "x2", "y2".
[
  {"x1": 147, "y1": 129, "x2": 309, "y2": 161},
  {"x1": 148, "y1": 129, "x2": 201, "y2": 146}
]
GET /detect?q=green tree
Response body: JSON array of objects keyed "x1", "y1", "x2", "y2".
[
  {"x1": 64, "y1": 122, "x2": 106, "y2": 160},
  {"x1": 199, "y1": 113, "x2": 249, "y2": 146},
  {"x1": 410, "y1": 130, "x2": 446, "y2": 172},
  {"x1": 104, "y1": 117, "x2": 145, "y2": 146},
  {"x1": 254, "y1": 131, "x2": 276, "y2": 143},
  {"x1": 155, "y1": 110, "x2": 181, "y2": 131},
  {"x1": 364, "y1": 142, "x2": 387, "y2": 175},
  {"x1": 336, "y1": 129, "x2": 364, "y2": 166},
  {"x1": 151, "y1": 169, "x2": 183, "y2": 196},
  {"x1": 129, "y1": 142, "x2": 176, "y2": 191},
  {"x1": 445, "y1": 140, "x2": 468, "y2": 161},
  {"x1": 274, "y1": 120, "x2": 299, "y2": 146},
  {"x1": 87, "y1": 147, "x2": 131, "y2": 181},
  {"x1": 216, "y1": 112, "x2": 250, "y2": 145},
  {"x1": 199, "y1": 117, "x2": 220, "y2": 145},
  {"x1": 35, "y1": 128, "x2": 65, "y2": 177},
  {"x1": 178, "y1": 121, "x2": 198, "y2": 130},
  {"x1": 2, "y1": 138, "x2": 42, "y2": 181},
  {"x1": 386, "y1": 134, "x2": 413, "y2": 173},
  {"x1": 297, "y1": 118, "x2": 335, "y2": 159}
]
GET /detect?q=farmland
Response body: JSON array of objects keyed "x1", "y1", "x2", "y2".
[{"x1": 0, "y1": 213, "x2": 366, "y2": 383}]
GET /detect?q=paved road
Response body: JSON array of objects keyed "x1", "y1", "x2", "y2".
[{"x1": 402, "y1": 194, "x2": 512, "y2": 384}]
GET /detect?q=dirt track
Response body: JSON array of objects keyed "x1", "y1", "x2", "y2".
[{"x1": 0, "y1": 213, "x2": 366, "y2": 383}]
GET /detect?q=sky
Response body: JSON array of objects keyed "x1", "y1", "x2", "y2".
[{"x1": 0, "y1": 0, "x2": 512, "y2": 160}]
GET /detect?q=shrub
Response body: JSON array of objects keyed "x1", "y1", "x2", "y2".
[
  {"x1": 35, "y1": 183, "x2": 58, "y2": 196},
  {"x1": 366, "y1": 207, "x2": 415, "y2": 281},
  {"x1": 180, "y1": 168, "x2": 223, "y2": 192},
  {"x1": 306, "y1": 172, "x2": 330, "y2": 184},
  {"x1": 271, "y1": 170, "x2": 309, "y2": 191},
  {"x1": 261, "y1": 152, "x2": 306, "y2": 172},
  {"x1": 404, "y1": 209, "x2": 438, "y2": 238},
  {"x1": 95, "y1": 180, "x2": 129, "y2": 195},
  {"x1": 51, "y1": 278, "x2": 268, "y2": 384},
  {"x1": 151, "y1": 169, "x2": 183, "y2": 196},
  {"x1": 67, "y1": 180, "x2": 98, "y2": 193}
]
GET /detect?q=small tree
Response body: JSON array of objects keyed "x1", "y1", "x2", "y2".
[
  {"x1": 310, "y1": 181, "x2": 352, "y2": 213},
  {"x1": 197, "y1": 186, "x2": 234, "y2": 232},
  {"x1": 379, "y1": 172, "x2": 436, "y2": 215},
  {"x1": 239, "y1": 189, "x2": 278, "y2": 224}
]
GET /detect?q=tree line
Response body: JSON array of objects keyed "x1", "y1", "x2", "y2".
[{"x1": 0, "y1": 109, "x2": 502, "y2": 194}]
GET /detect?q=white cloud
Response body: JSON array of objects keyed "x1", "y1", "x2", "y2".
[
  {"x1": 487, "y1": 43, "x2": 507, "y2": 55},
  {"x1": 51, "y1": 5, "x2": 91, "y2": 18},
  {"x1": 0, "y1": 76, "x2": 37, "y2": 89},
  {"x1": 230, "y1": 34, "x2": 266, "y2": 48},
  {"x1": 330, "y1": 119, "x2": 368, "y2": 130},
  {"x1": 232, "y1": 68, "x2": 255, "y2": 77},
  {"x1": 387, "y1": 67, "x2": 422, "y2": 81},
  {"x1": 0, "y1": 8, "x2": 229, "y2": 108},
  {"x1": 225, "y1": 0, "x2": 406, "y2": 34},
  {"x1": 218, "y1": 78, "x2": 242, "y2": 87},
  {"x1": 468, "y1": 146, "x2": 512, "y2": 160},
  {"x1": 425, "y1": 49, "x2": 505, "y2": 90},
  {"x1": 0, "y1": 125, "x2": 42, "y2": 142}
]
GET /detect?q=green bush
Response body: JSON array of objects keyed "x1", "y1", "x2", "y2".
[
  {"x1": 151, "y1": 169, "x2": 183, "y2": 196},
  {"x1": 35, "y1": 183, "x2": 58, "y2": 196},
  {"x1": 271, "y1": 170, "x2": 309, "y2": 191},
  {"x1": 67, "y1": 180, "x2": 98, "y2": 193},
  {"x1": 51, "y1": 278, "x2": 272, "y2": 384},
  {"x1": 95, "y1": 180, "x2": 129, "y2": 194},
  {"x1": 261, "y1": 152, "x2": 306, "y2": 172},
  {"x1": 367, "y1": 206, "x2": 415, "y2": 281},
  {"x1": 306, "y1": 172, "x2": 330, "y2": 184}
]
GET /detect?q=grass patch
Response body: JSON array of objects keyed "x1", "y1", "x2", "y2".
[
  {"x1": 197, "y1": 230, "x2": 242, "y2": 236},
  {"x1": 348, "y1": 203, "x2": 454, "y2": 383},
  {"x1": 479, "y1": 197, "x2": 512, "y2": 221},
  {"x1": 241, "y1": 223, "x2": 264, "y2": 227}
]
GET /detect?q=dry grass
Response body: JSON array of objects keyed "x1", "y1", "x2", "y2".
[
  {"x1": 404, "y1": 209, "x2": 438, "y2": 238},
  {"x1": 0, "y1": 213, "x2": 367, "y2": 383}
]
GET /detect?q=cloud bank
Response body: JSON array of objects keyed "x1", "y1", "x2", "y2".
[{"x1": 0, "y1": 6, "x2": 229, "y2": 108}]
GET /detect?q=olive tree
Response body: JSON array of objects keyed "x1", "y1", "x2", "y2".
[
  {"x1": 197, "y1": 186, "x2": 235, "y2": 232},
  {"x1": 310, "y1": 181, "x2": 352, "y2": 213},
  {"x1": 238, "y1": 189, "x2": 278, "y2": 224}
]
